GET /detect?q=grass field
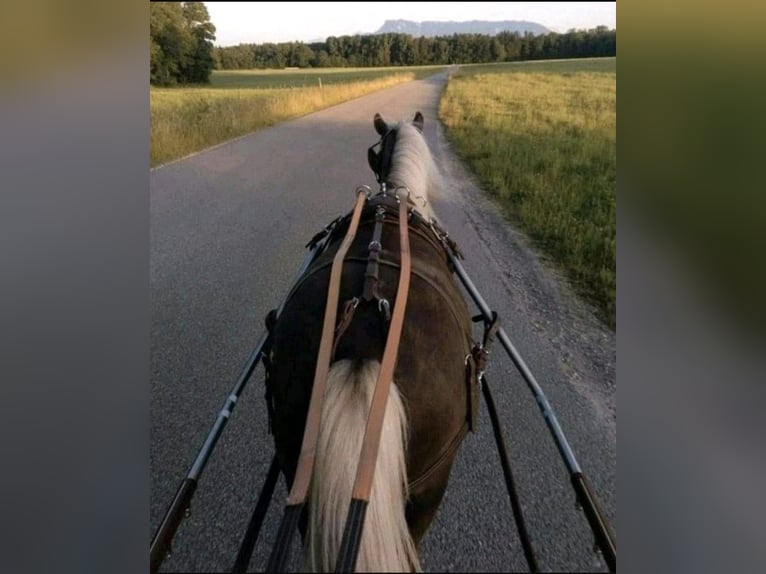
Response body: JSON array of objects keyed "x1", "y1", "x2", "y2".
[
  {"x1": 208, "y1": 66, "x2": 444, "y2": 89},
  {"x1": 150, "y1": 66, "x2": 443, "y2": 166},
  {"x1": 440, "y1": 57, "x2": 616, "y2": 326}
]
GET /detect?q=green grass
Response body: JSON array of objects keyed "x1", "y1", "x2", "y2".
[
  {"x1": 455, "y1": 57, "x2": 616, "y2": 75},
  {"x1": 439, "y1": 57, "x2": 616, "y2": 326},
  {"x1": 209, "y1": 65, "x2": 445, "y2": 89},
  {"x1": 150, "y1": 66, "x2": 444, "y2": 166}
]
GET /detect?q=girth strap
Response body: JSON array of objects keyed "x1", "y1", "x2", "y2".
[{"x1": 335, "y1": 197, "x2": 412, "y2": 573}]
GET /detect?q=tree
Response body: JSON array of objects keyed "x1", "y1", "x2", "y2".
[
  {"x1": 490, "y1": 38, "x2": 506, "y2": 62},
  {"x1": 211, "y1": 28, "x2": 616, "y2": 71},
  {"x1": 150, "y1": 2, "x2": 190, "y2": 85},
  {"x1": 288, "y1": 43, "x2": 314, "y2": 68},
  {"x1": 150, "y1": 2, "x2": 216, "y2": 86},
  {"x1": 182, "y1": 2, "x2": 216, "y2": 82}
]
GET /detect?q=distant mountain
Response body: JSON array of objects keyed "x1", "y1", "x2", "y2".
[{"x1": 375, "y1": 19, "x2": 551, "y2": 37}]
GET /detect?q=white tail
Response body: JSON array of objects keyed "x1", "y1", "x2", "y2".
[{"x1": 305, "y1": 359, "x2": 421, "y2": 572}]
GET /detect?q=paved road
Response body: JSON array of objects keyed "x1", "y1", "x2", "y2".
[{"x1": 150, "y1": 70, "x2": 616, "y2": 572}]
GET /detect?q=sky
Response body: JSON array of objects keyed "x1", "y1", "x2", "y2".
[{"x1": 206, "y1": 2, "x2": 616, "y2": 47}]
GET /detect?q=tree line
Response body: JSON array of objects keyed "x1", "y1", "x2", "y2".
[
  {"x1": 150, "y1": 2, "x2": 216, "y2": 86},
  {"x1": 213, "y1": 27, "x2": 616, "y2": 70}
]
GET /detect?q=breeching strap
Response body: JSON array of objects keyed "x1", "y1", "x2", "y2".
[
  {"x1": 334, "y1": 197, "x2": 412, "y2": 573},
  {"x1": 266, "y1": 190, "x2": 368, "y2": 573}
]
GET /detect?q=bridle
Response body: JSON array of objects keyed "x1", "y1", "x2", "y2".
[
  {"x1": 367, "y1": 117, "x2": 424, "y2": 184},
  {"x1": 367, "y1": 127, "x2": 397, "y2": 184},
  {"x1": 367, "y1": 122, "x2": 429, "y2": 212}
]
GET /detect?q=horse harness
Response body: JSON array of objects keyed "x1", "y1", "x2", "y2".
[
  {"x1": 265, "y1": 190, "x2": 495, "y2": 445},
  {"x1": 263, "y1": 188, "x2": 500, "y2": 572}
]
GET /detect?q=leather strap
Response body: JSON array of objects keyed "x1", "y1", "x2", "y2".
[
  {"x1": 286, "y1": 191, "x2": 368, "y2": 505},
  {"x1": 351, "y1": 197, "x2": 411, "y2": 501},
  {"x1": 334, "y1": 197, "x2": 412, "y2": 572}
]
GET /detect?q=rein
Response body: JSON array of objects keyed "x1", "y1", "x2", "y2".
[
  {"x1": 335, "y1": 189, "x2": 412, "y2": 573},
  {"x1": 267, "y1": 188, "x2": 415, "y2": 573},
  {"x1": 266, "y1": 188, "x2": 369, "y2": 572}
]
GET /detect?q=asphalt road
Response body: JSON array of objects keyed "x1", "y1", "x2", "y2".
[{"x1": 150, "y1": 70, "x2": 616, "y2": 572}]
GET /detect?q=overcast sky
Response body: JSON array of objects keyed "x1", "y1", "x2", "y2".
[{"x1": 206, "y1": 2, "x2": 617, "y2": 46}]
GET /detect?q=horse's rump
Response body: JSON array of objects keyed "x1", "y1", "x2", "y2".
[{"x1": 267, "y1": 199, "x2": 474, "y2": 543}]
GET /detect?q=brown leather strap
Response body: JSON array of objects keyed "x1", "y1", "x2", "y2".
[
  {"x1": 287, "y1": 191, "x2": 368, "y2": 505},
  {"x1": 351, "y1": 198, "x2": 411, "y2": 501}
]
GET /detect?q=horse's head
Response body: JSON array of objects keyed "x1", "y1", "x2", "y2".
[{"x1": 368, "y1": 111, "x2": 439, "y2": 217}]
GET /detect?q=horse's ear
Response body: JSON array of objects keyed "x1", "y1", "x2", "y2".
[
  {"x1": 413, "y1": 111, "x2": 424, "y2": 132},
  {"x1": 374, "y1": 113, "x2": 388, "y2": 136}
]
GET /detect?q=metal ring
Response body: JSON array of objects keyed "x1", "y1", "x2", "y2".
[{"x1": 355, "y1": 185, "x2": 372, "y2": 199}]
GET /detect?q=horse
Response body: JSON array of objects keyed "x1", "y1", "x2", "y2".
[{"x1": 265, "y1": 111, "x2": 477, "y2": 572}]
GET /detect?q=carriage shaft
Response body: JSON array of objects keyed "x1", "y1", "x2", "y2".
[
  {"x1": 150, "y1": 331, "x2": 268, "y2": 573},
  {"x1": 449, "y1": 255, "x2": 581, "y2": 472},
  {"x1": 446, "y1": 251, "x2": 617, "y2": 571},
  {"x1": 150, "y1": 233, "x2": 332, "y2": 574}
]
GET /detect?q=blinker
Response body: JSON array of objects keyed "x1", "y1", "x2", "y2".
[
  {"x1": 367, "y1": 128, "x2": 397, "y2": 183},
  {"x1": 367, "y1": 139, "x2": 382, "y2": 178}
]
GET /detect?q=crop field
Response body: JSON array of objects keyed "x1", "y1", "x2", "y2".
[
  {"x1": 150, "y1": 66, "x2": 443, "y2": 166},
  {"x1": 440, "y1": 57, "x2": 616, "y2": 326}
]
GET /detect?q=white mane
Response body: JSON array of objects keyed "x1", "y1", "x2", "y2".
[{"x1": 386, "y1": 122, "x2": 442, "y2": 219}]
